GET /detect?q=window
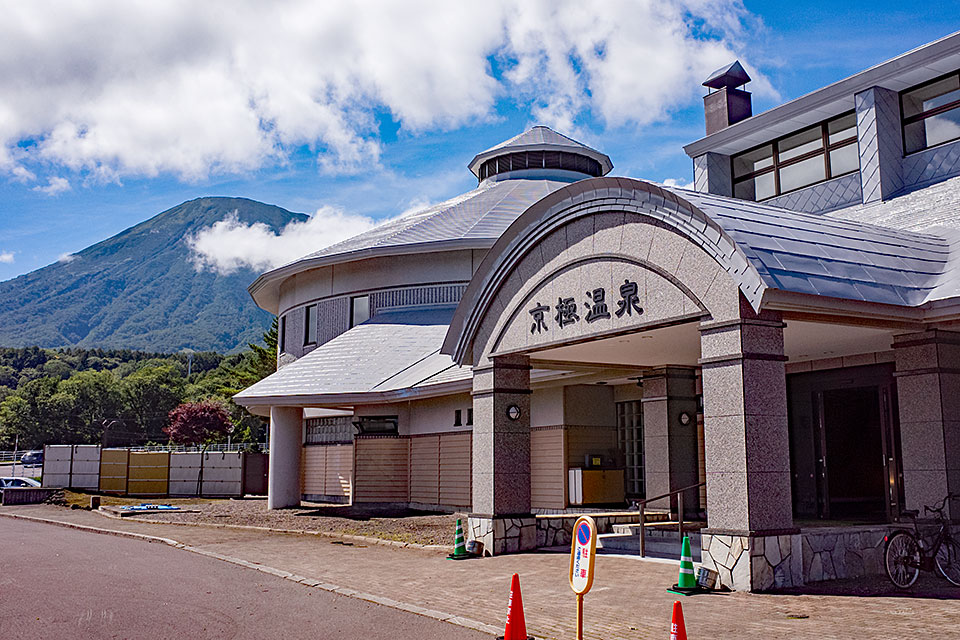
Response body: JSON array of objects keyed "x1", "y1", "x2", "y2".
[
  {"x1": 616, "y1": 400, "x2": 644, "y2": 498},
  {"x1": 479, "y1": 151, "x2": 603, "y2": 180},
  {"x1": 902, "y1": 72, "x2": 960, "y2": 154},
  {"x1": 350, "y1": 295, "x2": 370, "y2": 327},
  {"x1": 732, "y1": 112, "x2": 858, "y2": 201},
  {"x1": 305, "y1": 416, "x2": 353, "y2": 444},
  {"x1": 467, "y1": 408, "x2": 473, "y2": 426},
  {"x1": 279, "y1": 315, "x2": 287, "y2": 353},
  {"x1": 353, "y1": 415, "x2": 399, "y2": 435},
  {"x1": 453, "y1": 409, "x2": 462, "y2": 427},
  {"x1": 303, "y1": 305, "x2": 318, "y2": 345}
]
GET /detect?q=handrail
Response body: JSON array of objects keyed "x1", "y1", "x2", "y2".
[{"x1": 630, "y1": 481, "x2": 706, "y2": 558}]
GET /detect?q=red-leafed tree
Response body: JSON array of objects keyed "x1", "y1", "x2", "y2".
[{"x1": 164, "y1": 401, "x2": 231, "y2": 445}]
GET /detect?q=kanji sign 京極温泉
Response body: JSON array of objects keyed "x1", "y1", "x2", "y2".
[{"x1": 529, "y1": 279, "x2": 643, "y2": 334}]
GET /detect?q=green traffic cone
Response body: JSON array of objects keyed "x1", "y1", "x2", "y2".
[
  {"x1": 448, "y1": 518, "x2": 471, "y2": 560},
  {"x1": 668, "y1": 535, "x2": 700, "y2": 595}
]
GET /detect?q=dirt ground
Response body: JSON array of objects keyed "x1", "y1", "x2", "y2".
[{"x1": 123, "y1": 497, "x2": 463, "y2": 546}]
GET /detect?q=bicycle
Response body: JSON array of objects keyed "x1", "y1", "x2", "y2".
[{"x1": 884, "y1": 494, "x2": 960, "y2": 588}]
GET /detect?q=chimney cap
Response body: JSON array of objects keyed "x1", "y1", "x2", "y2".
[{"x1": 702, "y1": 60, "x2": 751, "y2": 90}]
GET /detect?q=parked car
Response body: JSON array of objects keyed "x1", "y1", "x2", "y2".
[
  {"x1": 0, "y1": 477, "x2": 41, "y2": 488},
  {"x1": 20, "y1": 450, "x2": 43, "y2": 466}
]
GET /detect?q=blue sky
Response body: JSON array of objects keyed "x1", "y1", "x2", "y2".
[{"x1": 1, "y1": 1, "x2": 958, "y2": 281}]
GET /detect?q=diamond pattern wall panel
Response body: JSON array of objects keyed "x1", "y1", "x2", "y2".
[
  {"x1": 693, "y1": 152, "x2": 732, "y2": 196},
  {"x1": 856, "y1": 87, "x2": 903, "y2": 203},
  {"x1": 902, "y1": 140, "x2": 960, "y2": 188},
  {"x1": 765, "y1": 173, "x2": 862, "y2": 214}
]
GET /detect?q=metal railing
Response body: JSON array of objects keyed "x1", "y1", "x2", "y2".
[
  {"x1": 127, "y1": 442, "x2": 269, "y2": 453},
  {"x1": 0, "y1": 451, "x2": 24, "y2": 463},
  {"x1": 631, "y1": 481, "x2": 706, "y2": 557}
]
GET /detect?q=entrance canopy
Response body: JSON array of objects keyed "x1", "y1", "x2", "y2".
[{"x1": 442, "y1": 177, "x2": 959, "y2": 366}]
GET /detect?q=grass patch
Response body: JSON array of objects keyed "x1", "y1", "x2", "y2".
[{"x1": 63, "y1": 489, "x2": 220, "y2": 509}]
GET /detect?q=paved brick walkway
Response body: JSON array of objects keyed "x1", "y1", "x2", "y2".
[{"x1": 3, "y1": 505, "x2": 959, "y2": 639}]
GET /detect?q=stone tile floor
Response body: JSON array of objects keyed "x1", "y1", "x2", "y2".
[{"x1": 3, "y1": 504, "x2": 959, "y2": 639}]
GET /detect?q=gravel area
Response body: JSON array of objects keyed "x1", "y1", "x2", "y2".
[{"x1": 131, "y1": 498, "x2": 464, "y2": 546}]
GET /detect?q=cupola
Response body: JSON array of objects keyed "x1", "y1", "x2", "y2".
[{"x1": 468, "y1": 125, "x2": 613, "y2": 183}]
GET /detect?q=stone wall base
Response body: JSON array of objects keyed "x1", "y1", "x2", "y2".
[
  {"x1": 468, "y1": 515, "x2": 537, "y2": 555},
  {"x1": 702, "y1": 526, "x2": 896, "y2": 591}
]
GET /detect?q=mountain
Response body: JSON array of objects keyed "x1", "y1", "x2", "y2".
[{"x1": 0, "y1": 197, "x2": 307, "y2": 353}]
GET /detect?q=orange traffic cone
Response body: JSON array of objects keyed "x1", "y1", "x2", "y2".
[
  {"x1": 497, "y1": 573, "x2": 534, "y2": 640},
  {"x1": 670, "y1": 600, "x2": 687, "y2": 640}
]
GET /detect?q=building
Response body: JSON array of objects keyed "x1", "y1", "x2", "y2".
[{"x1": 236, "y1": 32, "x2": 960, "y2": 591}]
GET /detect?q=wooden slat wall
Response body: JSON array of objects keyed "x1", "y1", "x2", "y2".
[
  {"x1": 326, "y1": 445, "x2": 353, "y2": 498},
  {"x1": 409, "y1": 435, "x2": 440, "y2": 504},
  {"x1": 302, "y1": 444, "x2": 353, "y2": 498},
  {"x1": 531, "y1": 427, "x2": 566, "y2": 509},
  {"x1": 302, "y1": 446, "x2": 326, "y2": 495},
  {"x1": 438, "y1": 432, "x2": 471, "y2": 507},
  {"x1": 353, "y1": 437, "x2": 409, "y2": 502}
]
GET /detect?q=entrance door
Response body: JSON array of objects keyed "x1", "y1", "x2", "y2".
[{"x1": 813, "y1": 383, "x2": 902, "y2": 520}]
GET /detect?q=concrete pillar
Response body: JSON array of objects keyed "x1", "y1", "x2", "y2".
[
  {"x1": 640, "y1": 366, "x2": 700, "y2": 517},
  {"x1": 468, "y1": 354, "x2": 536, "y2": 555},
  {"x1": 894, "y1": 329, "x2": 960, "y2": 521},
  {"x1": 856, "y1": 86, "x2": 904, "y2": 204},
  {"x1": 268, "y1": 406, "x2": 303, "y2": 510},
  {"x1": 698, "y1": 309, "x2": 799, "y2": 591}
]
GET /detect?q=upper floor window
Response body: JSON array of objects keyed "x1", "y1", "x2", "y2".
[
  {"x1": 350, "y1": 295, "x2": 370, "y2": 327},
  {"x1": 902, "y1": 72, "x2": 960, "y2": 154},
  {"x1": 303, "y1": 304, "x2": 317, "y2": 346},
  {"x1": 279, "y1": 315, "x2": 287, "y2": 353},
  {"x1": 732, "y1": 112, "x2": 858, "y2": 201}
]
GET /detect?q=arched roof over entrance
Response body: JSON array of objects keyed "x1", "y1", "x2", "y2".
[{"x1": 442, "y1": 177, "x2": 951, "y2": 365}]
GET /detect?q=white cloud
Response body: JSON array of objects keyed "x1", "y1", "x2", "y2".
[
  {"x1": 10, "y1": 166, "x2": 35, "y2": 183},
  {"x1": 57, "y1": 253, "x2": 77, "y2": 263},
  {"x1": 662, "y1": 178, "x2": 695, "y2": 190},
  {"x1": 0, "y1": 1, "x2": 767, "y2": 182},
  {"x1": 0, "y1": 251, "x2": 13, "y2": 264},
  {"x1": 32, "y1": 176, "x2": 71, "y2": 196},
  {"x1": 189, "y1": 207, "x2": 379, "y2": 274}
]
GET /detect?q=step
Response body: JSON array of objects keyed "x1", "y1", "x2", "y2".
[{"x1": 597, "y1": 531, "x2": 702, "y2": 561}]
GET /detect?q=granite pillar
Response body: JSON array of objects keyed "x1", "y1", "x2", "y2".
[
  {"x1": 698, "y1": 306, "x2": 796, "y2": 590},
  {"x1": 893, "y1": 329, "x2": 960, "y2": 521},
  {"x1": 469, "y1": 354, "x2": 536, "y2": 554},
  {"x1": 640, "y1": 366, "x2": 700, "y2": 517},
  {"x1": 268, "y1": 406, "x2": 303, "y2": 510}
]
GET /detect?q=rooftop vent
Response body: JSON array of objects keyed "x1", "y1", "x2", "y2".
[{"x1": 702, "y1": 61, "x2": 752, "y2": 136}]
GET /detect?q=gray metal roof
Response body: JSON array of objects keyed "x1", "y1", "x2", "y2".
[
  {"x1": 468, "y1": 126, "x2": 613, "y2": 178},
  {"x1": 670, "y1": 186, "x2": 951, "y2": 307},
  {"x1": 234, "y1": 307, "x2": 467, "y2": 405},
  {"x1": 300, "y1": 176, "x2": 577, "y2": 261}
]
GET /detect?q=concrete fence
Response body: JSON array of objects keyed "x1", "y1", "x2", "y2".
[
  {"x1": 42, "y1": 445, "x2": 101, "y2": 489},
  {"x1": 38, "y1": 445, "x2": 266, "y2": 497}
]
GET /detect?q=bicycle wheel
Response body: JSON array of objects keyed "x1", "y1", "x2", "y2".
[
  {"x1": 885, "y1": 531, "x2": 920, "y2": 589},
  {"x1": 935, "y1": 536, "x2": 960, "y2": 586}
]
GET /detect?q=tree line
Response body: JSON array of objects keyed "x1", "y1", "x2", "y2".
[{"x1": 0, "y1": 321, "x2": 278, "y2": 449}]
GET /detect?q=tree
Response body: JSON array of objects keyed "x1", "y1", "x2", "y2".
[
  {"x1": 164, "y1": 401, "x2": 231, "y2": 445},
  {"x1": 121, "y1": 364, "x2": 185, "y2": 442}
]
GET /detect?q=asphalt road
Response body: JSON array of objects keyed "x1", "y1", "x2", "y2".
[{"x1": 0, "y1": 517, "x2": 490, "y2": 639}]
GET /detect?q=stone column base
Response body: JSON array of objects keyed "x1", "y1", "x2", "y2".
[
  {"x1": 468, "y1": 514, "x2": 537, "y2": 556},
  {"x1": 700, "y1": 531, "x2": 803, "y2": 591}
]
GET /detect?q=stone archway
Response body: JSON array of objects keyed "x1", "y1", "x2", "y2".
[{"x1": 444, "y1": 178, "x2": 796, "y2": 590}]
